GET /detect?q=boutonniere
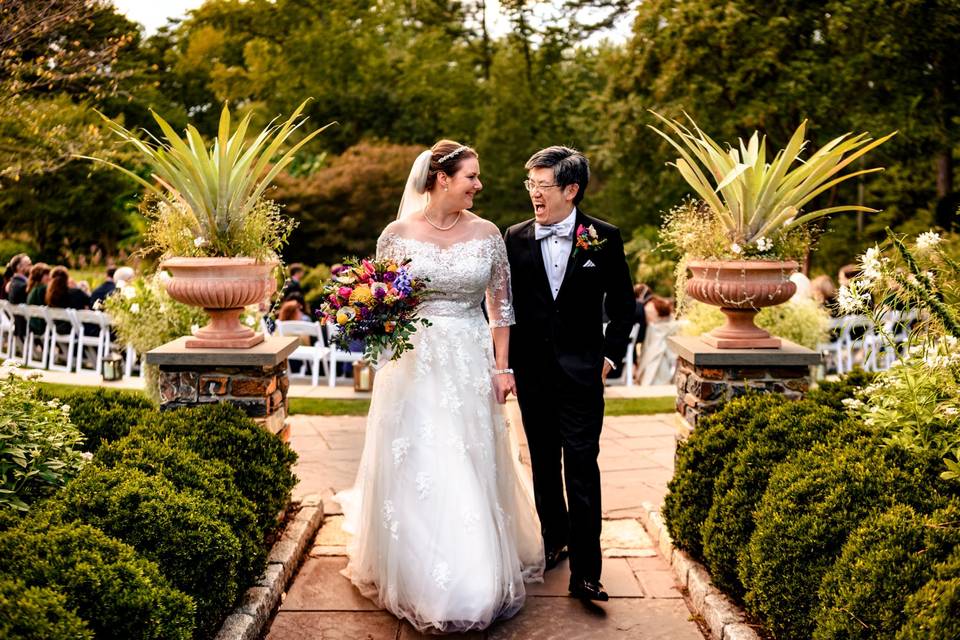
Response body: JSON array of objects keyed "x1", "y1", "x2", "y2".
[{"x1": 574, "y1": 224, "x2": 606, "y2": 256}]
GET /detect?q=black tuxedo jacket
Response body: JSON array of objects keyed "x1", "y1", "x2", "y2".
[{"x1": 504, "y1": 210, "x2": 635, "y2": 386}]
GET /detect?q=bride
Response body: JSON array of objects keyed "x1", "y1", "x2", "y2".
[{"x1": 336, "y1": 140, "x2": 545, "y2": 633}]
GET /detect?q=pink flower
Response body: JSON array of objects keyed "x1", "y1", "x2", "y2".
[
  {"x1": 577, "y1": 224, "x2": 586, "y2": 236},
  {"x1": 362, "y1": 259, "x2": 376, "y2": 274},
  {"x1": 338, "y1": 286, "x2": 353, "y2": 298}
]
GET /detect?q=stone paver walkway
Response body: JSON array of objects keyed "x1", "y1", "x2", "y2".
[{"x1": 266, "y1": 402, "x2": 706, "y2": 639}]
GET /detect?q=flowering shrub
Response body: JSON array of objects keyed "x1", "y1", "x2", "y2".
[
  {"x1": 839, "y1": 231, "x2": 960, "y2": 480},
  {"x1": 101, "y1": 273, "x2": 208, "y2": 356},
  {"x1": 0, "y1": 372, "x2": 88, "y2": 511},
  {"x1": 317, "y1": 257, "x2": 430, "y2": 362}
]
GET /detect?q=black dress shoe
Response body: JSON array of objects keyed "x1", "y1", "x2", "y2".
[
  {"x1": 544, "y1": 546, "x2": 568, "y2": 571},
  {"x1": 569, "y1": 578, "x2": 609, "y2": 602}
]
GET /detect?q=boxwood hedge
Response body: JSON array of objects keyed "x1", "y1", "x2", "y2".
[{"x1": 0, "y1": 579, "x2": 93, "y2": 640}]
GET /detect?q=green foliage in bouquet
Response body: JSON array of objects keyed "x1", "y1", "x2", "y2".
[
  {"x1": 81, "y1": 101, "x2": 331, "y2": 260},
  {"x1": 650, "y1": 112, "x2": 895, "y2": 260},
  {"x1": 680, "y1": 297, "x2": 830, "y2": 350},
  {"x1": 318, "y1": 257, "x2": 431, "y2": 363},
  {"x1": 0, "y1": 373, "x2": 88, "y2": 512}
]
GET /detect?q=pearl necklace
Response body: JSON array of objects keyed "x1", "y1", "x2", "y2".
[{"x1": 423, "y1": 208, "x2": 462, "y2": 231}]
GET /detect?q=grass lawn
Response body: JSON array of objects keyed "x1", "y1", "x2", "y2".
[{"x1": 35, "y1": 381, "x2": 675, "y2": 417}]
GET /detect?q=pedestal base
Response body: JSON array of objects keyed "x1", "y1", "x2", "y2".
[
  {"x1": 700, "y1": 334, "x2": 781, "y2": 349},
  {"x1": 146, "y1": 336, "x2": 299, "y2": 439},
  {"x1": 185, "y1": 333, "x2": 265, "y2": 349},
  {"x1": 668, "y1": 336, "x2": 821, "y2": 428}
]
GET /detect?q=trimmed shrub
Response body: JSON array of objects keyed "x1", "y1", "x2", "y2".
[
  {"x1": 742, "y1": 442, "x2": 931, "y2": 640},
  {"x1": 38, "y1": 466, "x2": 242, "y2": 639},
  {"x1": 815, "y1": 501, "x2": 960, "y2": 640},
  {"x1": 0, "y1": 579, "x2": 92, "y2": 640},
  {"x1": 701, "y1": 400, "x2": 845, "y2": 598},
  {"x1": 806, "y1": 368, "x2": 875, "y2": 410},
  {"x1": 96, "y1": 433, "x2": 266, "y2": 587},
  {"x1": 38, "y1": 388, "x2": 154, "y2": 453},
  {"x1": 663, "y1": 393, "x2": 787, "y2": 558},
  {"x1": 0, "y1": 523, "x2": 195, "y2": 640},
  {"x1": 132, "y1": 403, "x2": 297, "y2": 530},
  {"x1": 897, "y1": 548, "x2": 960, "y2": 640}
]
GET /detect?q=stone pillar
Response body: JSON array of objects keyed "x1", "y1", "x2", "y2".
[
  {"x1": 668, "y1": 335, "x2": 821, "y2": 429},
  {"x1": 145, "y1": 336, "x2": 300, "y2": 440}
]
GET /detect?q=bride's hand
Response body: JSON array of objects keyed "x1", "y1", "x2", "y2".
[{"x1": 493, "y1": 372, "x2": 517, "y2": 404}]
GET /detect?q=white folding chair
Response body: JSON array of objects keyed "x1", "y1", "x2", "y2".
[
  {"x1": 71, "y1": 309, "x2": 112, "y2": 375},
  {"x1": 0, "y1": 300, "x2": 14, "y2": 360},
  {"x1": 325, "y1": 323, "x2": 365, "y2": 387},
  {"x1": 604, "y1": 323, "x2": 641, "y2": 386},
  {"x1": 44, "y1": 307, "x2": 77, "y2": 372},
  {"x1": 817, "y1": 316, "x2": 846, "y2": 376},
  {"x1": 124, "y1": 343, "x2": 141, "y2": 377},
  {"x1": 837, "y1": 314, "x2": 876, "y2": 373},
  {"x1": 17, "y1": 304, "x2": 51, "y2": 368},
  {"x1": 275, "y1": 320, "x2": 329, "y2": 386}
]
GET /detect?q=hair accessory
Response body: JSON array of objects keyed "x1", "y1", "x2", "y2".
[{"x1": 437, "y1": 145, "x2": 468, "y2": 165}]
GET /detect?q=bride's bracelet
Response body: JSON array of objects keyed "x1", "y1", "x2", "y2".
[{"x1": 493, "y1": 368, "x2": 514, "y2": 375}]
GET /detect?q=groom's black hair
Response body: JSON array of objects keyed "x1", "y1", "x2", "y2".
[{"x1": 525, "y1": 146, "x2": 589, "y2": 205}]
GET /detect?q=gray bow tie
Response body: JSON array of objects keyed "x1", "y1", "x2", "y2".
[{"x1": 535, "y1": 222, "x2": 574, "y2": 240}]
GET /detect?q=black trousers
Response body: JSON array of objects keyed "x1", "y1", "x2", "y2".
[{"x1": 515, "y1": 353, "x2": 604, "y2": 582}]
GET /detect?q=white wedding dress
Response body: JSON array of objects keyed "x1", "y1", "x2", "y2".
[{"x1": 336, "y1": 229, "x2": 545, "y2": 634}]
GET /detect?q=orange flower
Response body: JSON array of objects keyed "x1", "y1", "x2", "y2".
[{"x1": 384, "y1": 321, "x2": 396, "y2": 333}]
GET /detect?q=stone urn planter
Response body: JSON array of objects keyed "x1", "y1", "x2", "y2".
[
  {"x1": 161, "y1": 257, "x2": 277, "y2": 348},
  {"x1": 685, "y1": 259, "x2": 799, "y2": 348}
]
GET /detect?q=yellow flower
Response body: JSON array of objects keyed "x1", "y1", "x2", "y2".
[
  {"x1": 336, "y1": 306, "x2": 357, "y2": 325},
  {"x1": 349, "y1": 285, "x2": 373, "y2": 305}
]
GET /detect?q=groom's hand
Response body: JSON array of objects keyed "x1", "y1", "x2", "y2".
[{"x1": 601, "y1": 360, "x2": 614, "y2": 384}]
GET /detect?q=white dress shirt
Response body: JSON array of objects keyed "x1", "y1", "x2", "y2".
[
  {"x1": 536, "y1": 208, "x2": 617, "y2": 372},
  {"x1": 538, "y1": 208, "x2": 577, "y2": 300}
]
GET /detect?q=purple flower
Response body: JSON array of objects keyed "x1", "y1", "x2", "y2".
[
  {"x1": 383, "y1": 271, "x2": 397, "y2": 284},
  {"x1": 394, "y1": 268, "x2": 412, "y2": 296}
]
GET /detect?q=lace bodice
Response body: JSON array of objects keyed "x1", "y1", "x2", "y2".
[{"x1": 376, "y1": 231, "x2": 515, "y2": 327}]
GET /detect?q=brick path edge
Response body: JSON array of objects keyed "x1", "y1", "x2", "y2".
[
  {"x1": 213, "y1": 495, "x2": 325, "y2": 640},
  {"x1": 638, "y1": 501, "x2": 761, "y2": 640}
]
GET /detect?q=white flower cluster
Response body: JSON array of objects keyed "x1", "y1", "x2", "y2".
[
  {"x1": 755, "y1": 236, "x2": 773, "y2": 252},
  {"x1": 731, "y1": 242, "x2": 743, "y2": 255},
  {"x1": 858, "y1": 245, "x2": 885, "y2": 284},
  {"x1": 916, "y1": 230, "x2": 942, "y2": 252},
  {"x1": 837, "y1": 282, "x2": 871, "y2": 314}
]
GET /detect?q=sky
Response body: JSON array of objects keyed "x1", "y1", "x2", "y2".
[{"x1": 111, "y1": 0, "x2": 634, "y2": 43}]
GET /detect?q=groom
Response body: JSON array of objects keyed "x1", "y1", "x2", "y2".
[{"x1": 504, "y1": 146, "x2": 635, "y2": 602}]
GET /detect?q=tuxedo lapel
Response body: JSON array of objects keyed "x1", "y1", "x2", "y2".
[
  {"x1": 524, "y1": 222, "x2": 553, "y2": 300},
  {"x1": 556, "y1": 211, "x2": 588, "y2": 303}
]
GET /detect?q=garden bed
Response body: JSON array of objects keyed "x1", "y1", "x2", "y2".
[
  {"x1": 1, "y1": 379, "x2": 301, "y2": 640},
  {"x1": 661, "y1": 370, "x2": 960, "y2": 640}
]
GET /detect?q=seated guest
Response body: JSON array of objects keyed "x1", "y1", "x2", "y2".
[
  {"x1": 811, "y1": 274, "x2": 839, "y2": 316},
  {"x1": 282, "y1": 263, "x2": 305, "y2": 299},
  {"x1": 5, "y1": 253, "x2": 32, "y2": 338},
  {"x1": 278, "y1": 295, "x2": 311, "y2": 322},
  {"x1": 45, "y1": 266, "x2": 91, "y2": 333},
  {"x1": 89, "y1": 267, "x2": 117, "y2": 306},
  {"x1": 25, "y1": 263, "x2": 51, "y2": 335},
  {"x1": 637, "y1": 295, "x2": 679, "y2": 386}
]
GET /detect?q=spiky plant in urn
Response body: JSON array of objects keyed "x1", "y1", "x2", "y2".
[
  {"x1": 83, "y1": 101, "x2": 330, "y2": 348},
  {"x1": 651, "y1": 112, "x2": 895, "y2": 348}
]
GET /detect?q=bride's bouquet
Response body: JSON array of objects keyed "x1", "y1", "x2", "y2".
[{"x1": 317, "y1": 257, "x2": 430, "y2": 363}]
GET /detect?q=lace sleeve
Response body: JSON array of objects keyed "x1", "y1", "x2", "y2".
[
  {"x1": 376, "y1": 230, "x2": 397, "y2": 261},
  {"x1": 486, "y1": 234, "x2": 515, "y2": 328}
]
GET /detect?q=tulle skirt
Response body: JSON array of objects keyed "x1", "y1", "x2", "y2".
[{"x1": 336, "y1": 313, "x2": 545, "y2": 633}]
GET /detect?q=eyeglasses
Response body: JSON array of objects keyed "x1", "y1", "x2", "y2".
[{"x1": 523, "y1": 179, "x2": 561, "y2": 193}]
